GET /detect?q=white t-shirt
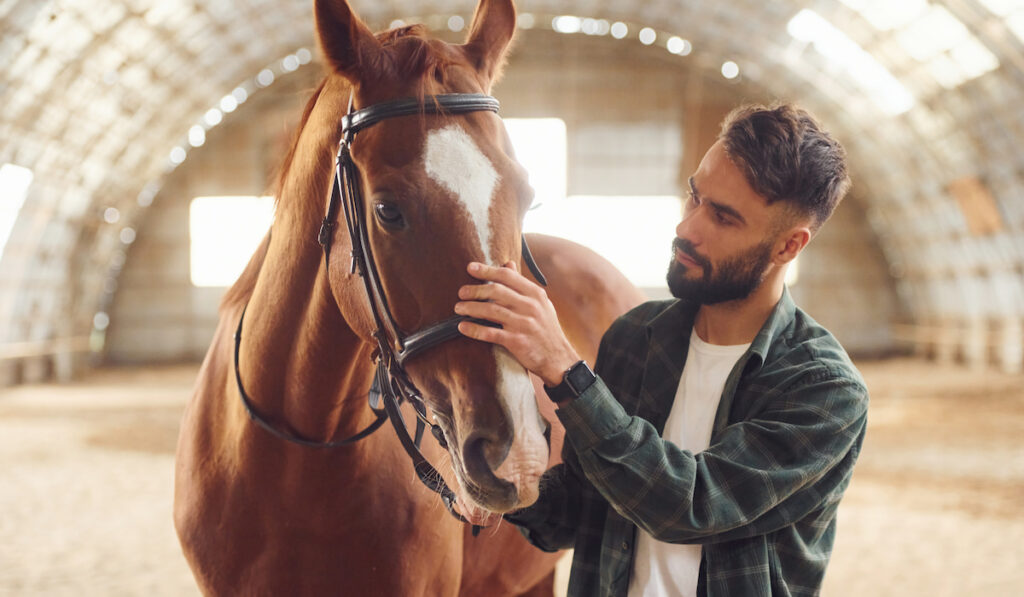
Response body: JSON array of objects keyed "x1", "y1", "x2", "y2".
[{"x1": 627, "y1": 329, "x2": 750, "y2": 597}]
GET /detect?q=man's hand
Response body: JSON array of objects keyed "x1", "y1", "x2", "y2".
[{"x1": 455, "y1": 261, "x2": 580, "y2": 387}]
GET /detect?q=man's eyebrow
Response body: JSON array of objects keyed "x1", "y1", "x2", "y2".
[{"x1": 688, "y1": 176, "x2": 746, "y2": 225}]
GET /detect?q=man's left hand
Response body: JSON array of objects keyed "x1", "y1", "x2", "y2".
[{"x1": 455, "y1": 261, "x2": 579, "y2": 387}]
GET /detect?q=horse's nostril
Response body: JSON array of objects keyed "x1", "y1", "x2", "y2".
[
  {"x1": 463, "y1": 432, "x2": 511, "y2": 471},
  {"x1": 460, "y1": 431, "x2": 517, "y2": 511}
]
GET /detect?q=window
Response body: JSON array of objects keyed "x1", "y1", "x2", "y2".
[
  {"x1": 189, "y1": 196, "x2": 274, "y2": 287},
  {"x1": 505, "y1": 118, "x2": 679, "y2": 290},
  {"x1": 0, "y1": 163, "x2": 33, "y2": 263},
  {"x1": 525, "y1": 194, "x2": 682, "y2": 289}
]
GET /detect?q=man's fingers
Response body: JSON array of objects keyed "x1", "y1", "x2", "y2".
[
  {"x1": 458, "y1": 280, "x2": 534, "y2": 312},
  {"x1": 466, "y1": 262, "x2": 537, "y2": 296},
  {"x1": 454, "y1": 299, "x2": 519, "y2": 326},
  {"x1": 457, "y1": 319, "x2": 508, "y2": 344}
]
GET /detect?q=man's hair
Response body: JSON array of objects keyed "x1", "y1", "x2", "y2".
[{"x1": 719, "y1": 103, "x2": 851, "y2": 231}]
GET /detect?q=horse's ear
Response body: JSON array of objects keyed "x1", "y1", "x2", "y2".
[
  {"x1": 462, "y1": 0, "x2": 517, "y2": 88},
  {"x1": 314, "y1": 0, "x2": 382, "y2": 82}
]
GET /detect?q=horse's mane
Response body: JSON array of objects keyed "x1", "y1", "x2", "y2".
[
  {"x1": 221, "y1": 81, "x2": 325, "y2": 310},
  {"x1": 270, "y1": 79, "x2": 328, "y2": 205}
]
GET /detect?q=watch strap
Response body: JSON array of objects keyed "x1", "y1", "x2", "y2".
[{"x1": 543, "y1": 360, "x2": 596, "y2": 402}]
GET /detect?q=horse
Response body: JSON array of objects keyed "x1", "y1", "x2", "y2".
[{"x1": 173, "y1": 0, "x2": 646, "y2": 594}]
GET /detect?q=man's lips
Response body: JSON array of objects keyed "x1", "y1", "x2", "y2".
[{"x1": 675, "y1": 247, "x2": 699, "y2": 268}]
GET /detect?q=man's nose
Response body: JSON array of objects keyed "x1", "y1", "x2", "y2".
[{"x1": 676, "y1": 213, "x2": 700, "y2": 246}]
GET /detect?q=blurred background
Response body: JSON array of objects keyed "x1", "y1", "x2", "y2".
[{"x1": 0, "y1": 0, "x2": 1022, "y2": 595}]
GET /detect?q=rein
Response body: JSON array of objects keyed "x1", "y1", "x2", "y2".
[{"x1": 234, "y1": 93, "x2": 547, "y2": 530}]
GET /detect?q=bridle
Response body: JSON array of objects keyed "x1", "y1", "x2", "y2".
[{"x1": 234, "y1": 93, "x2": 548, "y2": 529}]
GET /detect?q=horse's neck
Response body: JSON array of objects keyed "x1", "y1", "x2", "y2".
[{"x1": 235, "y1": 228, "x2": 377, "y2": 444}]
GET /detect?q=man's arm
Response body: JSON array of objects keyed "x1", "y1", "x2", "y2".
[
  {"x1": 457, "y1": 261, "x2": 867, "y2": 544},
  {"x1": 501, "y1": 301, "x2": 625, "y2": 552},
  {"x1": 558, "y1": 367, "x2": 867, "y2": 543}
]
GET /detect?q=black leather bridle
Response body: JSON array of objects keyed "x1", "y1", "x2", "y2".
[{"x1": 234, "y1": 93, "x2": 547, "y2": 528}]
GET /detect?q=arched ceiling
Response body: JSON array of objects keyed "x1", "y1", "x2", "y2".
[{"x1": 2, "y1": 0, "x2": 1023, "y2": 354}]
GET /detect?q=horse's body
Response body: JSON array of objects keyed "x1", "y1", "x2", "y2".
[{"x1": 174, "y1": 1, "x2": 645, "y2": 595}]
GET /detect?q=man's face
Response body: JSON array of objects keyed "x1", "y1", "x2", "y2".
[
  {"x1": 667, "y1": 140, "x2": 783, "y2": 305},
  {"x1": 667, "y1": 237, "x2": 773, "y2": 304}
]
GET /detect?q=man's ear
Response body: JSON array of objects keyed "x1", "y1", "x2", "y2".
[
  {"x1": 775, "y1": 226, "x2": 812, "y2": 265},
  {"x1": 462, "y1": 0, "x2": 517, "y2": 90},
  {"x1": 314, "y1": 0, "x2": 383, "y2": 84}
]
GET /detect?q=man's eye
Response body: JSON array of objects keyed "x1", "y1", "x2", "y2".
[{"x1": 374, "y1": 203, "x2": 404, "y2": 225}]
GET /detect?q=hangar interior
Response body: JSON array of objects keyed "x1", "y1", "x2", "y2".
[
  {"x1": 2, "y1": 0, "x2": 1023, "y2": 384},
  {"x1": 1, "y1": 1, "x2": 1023, "y2": 595}
]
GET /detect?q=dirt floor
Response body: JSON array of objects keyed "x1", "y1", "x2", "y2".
[{"x1": 0, "y1": 358, "x2": 1021, "y2": 596}]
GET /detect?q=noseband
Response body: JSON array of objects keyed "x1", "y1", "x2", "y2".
[{"x1": 234, "y1": 93, "x2": 548, "y2": 529}]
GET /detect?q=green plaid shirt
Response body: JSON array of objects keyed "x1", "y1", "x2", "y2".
[{"x1": 506, "y1": 289, "x2": 868, "y2": 596}]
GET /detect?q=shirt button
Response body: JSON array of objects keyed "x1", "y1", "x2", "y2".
[{"x1": 621, "y1": 541, "x2": 630, "y2": 551}]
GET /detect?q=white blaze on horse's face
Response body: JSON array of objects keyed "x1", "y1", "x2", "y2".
[
  {"x1": 492, "y1": 347, "x2": 548, "y2": 505},
  {"x1": 422, "y1": 123, "x2": 548, "y2": 509},
  {"x1": 424, "y1": 124, "x2": 498, "y2": 265}
]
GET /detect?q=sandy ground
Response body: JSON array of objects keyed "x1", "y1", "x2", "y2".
[{"x1": 0, "y1": 359, "x2": 1021, "y2": 596}]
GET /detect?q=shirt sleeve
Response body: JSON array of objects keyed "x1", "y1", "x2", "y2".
[
  {"x1": 502, "y1": 447, "x2": 584, "y2": 551},
  {"x1": 500, "y1": 309, "x2": 630, "y2": 552},
  {"x1": 556, "y1": 366, "x2": 868, "y2": 544}
]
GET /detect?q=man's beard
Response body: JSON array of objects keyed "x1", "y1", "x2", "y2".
[{"x1": 667, "y1": 237, "x2": 773, "y2": 305}]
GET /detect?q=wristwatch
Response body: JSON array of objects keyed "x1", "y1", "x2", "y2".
[{"x1": 543, "y1": 360, "x2": 597, "y2": 403}]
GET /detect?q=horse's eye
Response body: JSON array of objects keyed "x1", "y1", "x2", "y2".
[{"x1": 374, "y1": 202, "x2": 404, "y2": 226}]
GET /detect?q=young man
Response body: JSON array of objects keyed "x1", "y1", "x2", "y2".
[{"x1": 455, "y1": 103, "x2": 868, "y2": 596}]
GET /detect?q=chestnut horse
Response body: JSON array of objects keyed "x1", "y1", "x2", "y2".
[{"x1": 173, "y1": 0, "x2": 644, "y2": 594}]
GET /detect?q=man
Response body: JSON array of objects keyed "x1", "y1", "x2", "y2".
[{"x1": 454, "y1": 103, "x2": 868, "y2": 596}]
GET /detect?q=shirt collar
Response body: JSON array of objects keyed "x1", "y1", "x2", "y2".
[
  {"x1": 645, "y1": 287, "x2": 797, "y2": 372},
  {"x1": 746, "y1": 286, "x2": 796, "y2": 371}
]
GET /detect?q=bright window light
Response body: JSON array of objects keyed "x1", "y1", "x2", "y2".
[
  {"x1": 0, "y1": 163, "x2": 34, "y2": 263},
  {"x1": 552, "y1": 16, "x2": 582, "y2": 34},
  {"x1": 976, "y1": 0, "x2": 1019, "y2": 17},
  {"x1": 838, "y1": 0, "x2": 929, "y2": 31},
  {"x1": 896, "y1": 5, "x2": 968, "y2": 61},
  {"x1": 190, "y1": 196, "x2": 274, "y2": 287},
  {"x1": 1009, "y1": 13, "x2": 1024, "y2": 43},
  {"x1": 788, "y1": 9, "x2": 914, "y2": 115},
  {"x1": 667, "y1": 36, "x2": 692, "y2": 55},
  {"x1": 503, "y1": 119, "x2": 679, "y2": 289},
  {"x1": 842, "y1": 0, "x2": 1001, "y2": 87},
  {"x1": 525, "y1": 196, "x2": 680, "y2": 289},
  {"x1": 503, "y1": 118, "x2": 567, "y2": 208},
  {"x1": 949, "y1": 37, "x2": 1000, "y2": 79},
  {"x1": 447, "y1": 15, "x2": 465, "y2": 32},
  {"x1": 927, "y1": 54, "x2": 967, "y2": 89}
]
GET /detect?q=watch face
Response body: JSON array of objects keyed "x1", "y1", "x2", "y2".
[{"x1": 566, "y1": 361, "x2": 595, "y2": 394}]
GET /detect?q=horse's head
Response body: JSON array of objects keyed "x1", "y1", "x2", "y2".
[{"x1": 312, "y1": 0, "x2": 548, "y2": 516}]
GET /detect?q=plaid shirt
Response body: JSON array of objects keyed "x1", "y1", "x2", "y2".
[{"x1": 506, "y1": 289, "x2": 868, "y2": 596}]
